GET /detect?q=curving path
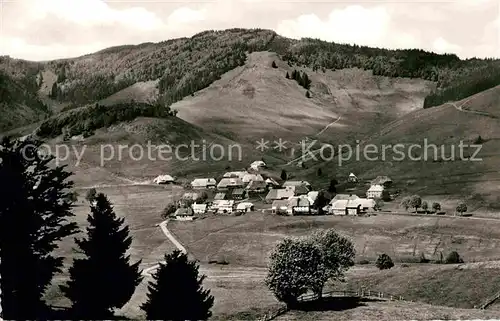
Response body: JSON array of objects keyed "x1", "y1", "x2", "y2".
[
  {"x1": 141, "y1": 219, "x2": 268, "y2": 279},
  {"x1": 316, "y1": 116, "x2": 342, "y2": 137}
]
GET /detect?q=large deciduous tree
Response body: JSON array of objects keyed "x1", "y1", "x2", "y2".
[
  {"x1": 309, "y1": 230, "x2": 355, "y2": 298},
  {"x1": 265, "y1": 238, "x2": 326, "y2": 307}
]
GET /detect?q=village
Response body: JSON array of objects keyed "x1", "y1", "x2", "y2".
[{"x1": 152, "y1": 160, "x2": 396, "y2": 221}]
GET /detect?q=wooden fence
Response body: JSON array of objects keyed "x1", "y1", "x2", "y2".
[{"x1": 258, "y1": 289, "x2": 407, "y2": 321}]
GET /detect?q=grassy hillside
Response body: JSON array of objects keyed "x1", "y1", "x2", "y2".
[
  {"x1": 0, "y1": 57, "x2": 51, "y2": 131},
  {"x1": 294, "y1": 85, "x2": 500, "y2": 212},
  {"x1": 3, "y1": 28, "x2": 500, "y2": 135},
  {"x1": 172, "y1": 51, "x2": 434, "y2": 143},
  {"x1": 341, "y1": 263, "x2": 500, "y2": 310}
]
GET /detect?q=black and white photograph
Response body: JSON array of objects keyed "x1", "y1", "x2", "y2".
[{"x1": 1, "y1": 0, "x2": 500, "y2": 319}]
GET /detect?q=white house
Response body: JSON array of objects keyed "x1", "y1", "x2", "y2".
[
  {"x1": 174, "y1": 208, "x2": 194, "y2": 221},
  {"x1": 265, "y1": 186, "x2": 295, "y2": 203},
  {"x1": 192, "y1": 203, "x2": 207, "y2": 215},
  {"x1": 288, "y1": 195, "x2": 312, "y2": 215},
  {"x1": 272, "y1": 200, "x2": 289, "y2": 214},
  {"x1": 367, "y1": 184, "x2": 385, "y2": 199},
  {"x1": 330, "y1": 200, "x2": 349, "y2": 215},
  {"x1": 153, "y1": 174, "x2": 174, "y2": 184},
  {"x1": 347, "y1": 173, "x2": 358, "y2": 183},
  {"x1": 191, "y1": 178, "x2": 217, "y2": 189},
  {"x1": 250, "y1": 160, "x2": 266, "y2": 171},
  {"x1": 330, "y1": 198, "x2": 375, "y2": 215},
  {"x1": 236, "y1": 202, "x2": 254, "y2": 213},
  {"x1": 213, "y1": 200, "x2": 235, "y2": 213}
]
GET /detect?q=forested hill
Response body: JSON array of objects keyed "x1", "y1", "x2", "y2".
[{"x1": 1, "y1": 28, "x2": 500, "y2": 132}]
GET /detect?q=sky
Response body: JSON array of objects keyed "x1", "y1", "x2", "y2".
[{"x1": 0, "y1": 0, "x2": 499, "y2": 61}]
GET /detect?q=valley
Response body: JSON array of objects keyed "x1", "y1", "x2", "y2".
[{"x1": 3, "y1": 27, "x2": 500, "y2": 320}]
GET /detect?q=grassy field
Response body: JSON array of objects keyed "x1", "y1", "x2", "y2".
[
  {"x1": 42, "y1": 184, "x2": 500, "y2": 319},
  {"x1": 340, "y1": 262, "x2": 500, "y2": 309},
  {"x1": 170, "y1": 211, "x2": 500, "y2": 267},
  {"x1": 275, "y1": 298, "x2": 500, "y2": 321}
]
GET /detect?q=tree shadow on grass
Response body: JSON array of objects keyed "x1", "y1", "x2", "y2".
[{"x1": 292, "y1": 296, "x2": 385, "y2": 312}]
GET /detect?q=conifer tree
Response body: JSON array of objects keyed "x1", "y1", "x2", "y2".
[
  {"x1": 141, "y1": 250, "x2": 214, "y2": 320},
  {"x1": 302, "y1": 73, "x2": 312, "y2": 89},
  {"x1": 305, "y1": 91, "x2": 311, "y2": 98},
  {"x1": 61, "y1": 193, "x2": 142, "y2": 319},
  {"x1": 285, "y1": 72, "x2": 290, "y2": 79},
  {"x1": 0, "y1": 137, "x2": 78, "y2": 319},
  {"x1": 280, "y1": 169, "x2": 288, "y2": 181}
]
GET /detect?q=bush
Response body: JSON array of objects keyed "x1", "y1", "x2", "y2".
[
  {"x1": 375, "y1": 254, "x2": 394, "y2": 270},
  {"x1": 445, "y1": 251, "x2": 464, "y2": 264},
  {"x1": 357, "y1": 259, "x2": 370, "y2": 265},
  {"x1": 161, "y1": 204, "x2": 177, "y2": 219},
  {"x1": 85, "y1": 188, "x2": 97, "y2": 202},
  {"x1": 419, "y1": 253, "x2": 430, "y2": 263}
]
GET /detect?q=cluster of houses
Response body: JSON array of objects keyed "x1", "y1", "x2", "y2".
[
  {"x1": 163, "y1": 161, "x2": 272, "y2": 220},
  {"x1": 266, "y1": 174, "x2": 393, "y2": 216},
  {"x1": 154, "y1": 165, "x2": 394, "y2": 220}
]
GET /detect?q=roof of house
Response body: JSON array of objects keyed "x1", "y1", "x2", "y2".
[
  {"x1": 214, "y1": 192, "x2": 226, "y2": 200},
  {"x1": 232, "y1": 188, "x2": 245, "y2": 195},
  {"x1": 223, "y1": 171, "x2": 248, "y2": 179},
  {"x1": 182, "y1": 192, "x2": 200, "y2": 199},
  {"x1": 217, "y1": 177, "x2": 244, "y2": 188},
  {"x1": 153, "y1": 174, "x2": 174, "y2": 183},
  {"x1": 242, "y1": 173, "x2": 264, "y2": 183},
  {"x1": 358, "y1": 198, "x2": 376, "y2": 208},
  {"x1": 250, "y1": 160, "x2": 266, "y2": 167},
  {"x1": 293, "y1": 185, "x2": 310, "y2": 195},
  {"x1": 265, "y1": 178, "x2": 279, "y2": 186},
  {"x1": 367, "y1": 184, "x2": 385, "y2": 192},
  {"x1": 307, "y1": 191, "x2": 319, "y2": 204},
  {"x1": 246, "y1": 180, "x2": 267, "y2": 190},
  {"x1": 349, "y1": 173, "x2": 357, "y2": 177},
  {"x1": 266, "y1": 188, "x2": 295, "y2": 200},
  {"x1": 174, "y1": 207, "x2": 194, "y2": 216},
  {"x1": 330, "y1": 194, "x2": 360, "y2": 203},
  {"x1": 215, "y1": 200, "x2": 234, "y2": 207},
  {"x1": 236, "y1": 202, "x2": 254, "y2": 210},
  {"x1": 272, "y1": 199, "x2": 289, "y2": 208},
  {"x1": 192, "y1": 203, "x2": 207, "y2": 211},
  {"x1": 191, "y1": 178, "x2": 216, "y2": 186},
  {"x1": 331, "y1": 199, "x2": 349, "y2": 210},
  {"x1": 283, "y1": 180, "x2": 311, "y2": 187},
  {"x1": 371, "y1": 176, "x2": 392, "y2": 185},
  {"x1": 288, "y1": 195, "x2": 311, "y2": 207}
]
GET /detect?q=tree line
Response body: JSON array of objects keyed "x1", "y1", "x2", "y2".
[
  {"x1": 0, "y1": 137, "x2": 214, "y2": 320},
  {"x1": 37, "y1": 101, "x2": 178, "y2": 138}
]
